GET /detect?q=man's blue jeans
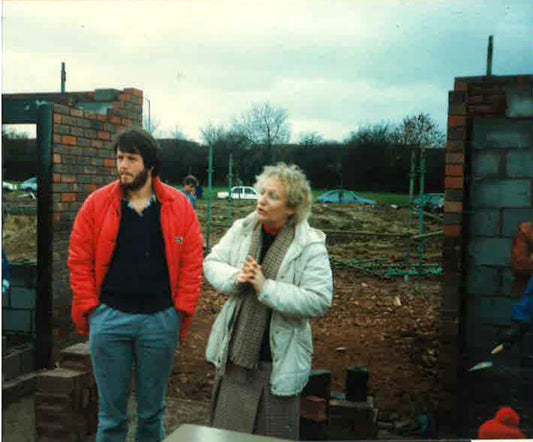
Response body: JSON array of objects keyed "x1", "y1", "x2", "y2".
[{"x1": 89, "y1": 304, "x2": 180, "y2": 442}]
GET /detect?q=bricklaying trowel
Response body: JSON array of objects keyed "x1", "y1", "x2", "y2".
[{"x1": 468, "y1": 344, "x2": 504, "y2": 372}]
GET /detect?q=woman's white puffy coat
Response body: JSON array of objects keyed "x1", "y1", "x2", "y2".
[{"x1": 204, "y1": 211, "x2": 333, "y2": 396}]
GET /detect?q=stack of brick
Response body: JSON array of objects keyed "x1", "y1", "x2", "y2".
[
  {"x1": 299, "y1": 367, "x2": 377, "y2": 440},
  {"x1": 35, "y1": 342, "x2": 97, "y2": 441}
]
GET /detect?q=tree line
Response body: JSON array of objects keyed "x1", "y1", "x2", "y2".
[{"x1": 158, "y1": 102, "x2": 445, "y2": 193}]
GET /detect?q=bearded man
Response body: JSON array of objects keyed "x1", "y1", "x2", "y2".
[{"x1": 68, "y1": 128, "x2": 203, "y2": 442}]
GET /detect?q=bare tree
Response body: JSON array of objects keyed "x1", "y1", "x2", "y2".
[
  {"x1": 167, "y1": 124, "x2": 188, "y2": 140},
  {"x1": 231, "y1": 102, "x2": 290, "y2": 163},
  {"x1": 394, "y1": 113, "x2": 445, "y2": 149},
  {"x1": 297, "y1": 131, "x2": 325, "y2": 147},
  {"x1": 143, "y1": 115, "x2": 161, "y2": 135}
]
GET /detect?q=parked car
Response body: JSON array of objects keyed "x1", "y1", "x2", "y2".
[
  {"x1": 413, "y1": 193, "x2": 444, "y2": 212},
  {"x1": 217, "y1": 186, "x2": 259, "y2": 200},
  {"x1": 19, "y1": 177, "x2": 37, "y2": 192},
  {"x1": 316, "y1": 189, "x2": 376, "y2": 205},
  {"x1": 2, "y1": 181, "x2": 17, "y2": 192}
]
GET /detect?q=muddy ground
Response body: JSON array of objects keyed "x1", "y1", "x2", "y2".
[{"x1": 3, "y1": 195, "x2": 443, "y2": 438}]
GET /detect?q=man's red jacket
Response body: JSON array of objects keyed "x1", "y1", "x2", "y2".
[{"x1": 68, "y1": 177, "x2": 204, "y2": 340}]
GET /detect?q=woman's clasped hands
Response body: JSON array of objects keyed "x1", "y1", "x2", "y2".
[{"x1": 235, "y1": 256, "x2": 265, "y2": 294}]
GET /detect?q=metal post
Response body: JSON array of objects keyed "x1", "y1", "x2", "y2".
[
  {"x1": 35, "y1": 102, "x2": 53, "y2": 369},
  {"x1": 486, "y1": 35, "x2": 493, "y2": 76},
  {"x1": 406, "y1": 146, "x2": 417, "y2": 267},
  {"x1": 205, "y1": 144, "x2": 213, "y2": 252},
  {"x1": 60, "y1": 62, "x2": 66, "y2": 93},
  {"x1": 417, "y1": 144, "x2": 427, "y2": 288},
  {"x1": 143, "y1": 97, "x2": 151, "y2": 132},
  {"x1": 228, "y1": 152, "x2": 233, "y2": 224}
]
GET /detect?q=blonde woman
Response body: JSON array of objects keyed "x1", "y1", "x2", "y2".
[{"x1": 204, "y1": 163, "x2": 333, "y2": 440}]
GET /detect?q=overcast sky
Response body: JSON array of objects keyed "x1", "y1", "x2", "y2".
[{"x1": 3, "y1": 0, "x2": 532, "y2": 142}]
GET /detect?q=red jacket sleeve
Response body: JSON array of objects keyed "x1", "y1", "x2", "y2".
[
  {"x1": 512, "y1": 226, "x2": 533, "y2": 275},
  {"x1": 68, "y1": 195, "x2": 100, "y2": 335},
  {"x1": 174, "y1": 203, "x2": 204, "y2": 341}
]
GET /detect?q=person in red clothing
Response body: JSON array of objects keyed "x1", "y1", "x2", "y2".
[
  {"x1": 68, "y1": 128, "x2": 203, "y2": 442},
  {"x1": 512, "y1": 222, "x2": 533, "y2": 297},
  {"x1": 478, "y1": 406, "x2": 525, "y2": 439}
]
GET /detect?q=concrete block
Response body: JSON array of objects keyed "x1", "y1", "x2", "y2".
[
  {"x1": 2, "y1": 372, "x2": 36, "y2": 406},
  {"x1": 507, "y1": 89, "x2": 533, "y2": 118},
  {"x1": 467, "y1": 266, "x2": 500, "y2": 295},
  {"x1": 328, "y1": 398, "x2": 377, "y2": 440},
  {"x1": 3, "y1": 350, "x2": 21, "y2": 381},
  {"x1": 10, "y1": 287, "x2": 36, "y2": 309},
  {"x1": 36, "y1": 368, "x2": 86, "y2": 395},
  {"x1": 3, "y1": 288, "x2": 11, "y2": 307},
  {"x1": 468, "y1": 209, "x2": 500, "y2": 236},
  {"x1": 469, "y1": 237, "x2": 511, "y2": 267},
  {"x1": 471, "y1": 151, "x2": 501, "y2": 177},
  {"x1": 4, "y1": 309, "x2": 33, "y2": 333},
  {"x1": 479, "y1": 296, "x2": 516, "y2": 326},
  {"x1": 472, "y1": 119, "x2": 532, "y2": 149},
  {"x1": 470, "y1": 180, "x2": 530, "y2": 208},
  {"x1": 506, "y1": 150, "x2": 533, "y2": 178},
  {"x1": 501, "y1": 268, "x2": 515, "y2": 296},
  {"x1": 502, "y1": 208, "x2": 533, "y2": 236}
]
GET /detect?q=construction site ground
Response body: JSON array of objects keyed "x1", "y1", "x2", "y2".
[{"x1": 3, "y1": 194, "x2": 443, "y2": 440}]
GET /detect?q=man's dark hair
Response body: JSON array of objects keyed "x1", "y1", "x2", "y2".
[
  {"x1": 112, "y1": 128, "x2": 162, "y2": 177},
  {"x1": 183, "y1": 175, "x2": 199, "y2": 187}
]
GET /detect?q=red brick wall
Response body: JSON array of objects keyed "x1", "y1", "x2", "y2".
[
  {"x1": 49, "y1": 88, "x2": 143, "y2": 351},
  {"x1": 438, "y1": 75, "x2": 533, "y2": 435}
]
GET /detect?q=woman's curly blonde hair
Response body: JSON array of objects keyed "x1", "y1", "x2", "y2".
[{"x1": 254, "y1": 163, "x2": 312, "y2": 224}]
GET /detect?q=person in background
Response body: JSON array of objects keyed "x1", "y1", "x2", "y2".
[
  {"x1": 181, "y1": 175, "x2": 199, "y2": 208},
  {"x1": 204, "y1": 163, "x2": 333, "y2": 440},
  {"x1": 501, "y1": 271, "x2": 533, "y2": 349},
  {"x1": 2, "y1": 247, "x2": 11, "y2": 296},
  {"x1": 195, "y1": 183, "x2": 203, "y2": 201},
  {"x1": 68, "y1": 128, "x2": 204, "y2": 442},
  {"x1": 478, "y1": 406, "x2": 525, "y2": 439},
  {"x1": 511, "y1": 221, "x2": 533, "y2": 297}
]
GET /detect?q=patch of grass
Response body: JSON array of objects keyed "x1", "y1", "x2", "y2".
[{"x1": 199, "y1": 186, "x2": 409, "y2": 205}]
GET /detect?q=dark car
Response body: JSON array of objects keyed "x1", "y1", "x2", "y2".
[{"x1": 316, "y1": 189, "x2": 376, "y2": 205}]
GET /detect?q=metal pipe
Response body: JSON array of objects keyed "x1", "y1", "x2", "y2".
[
  {"x1": 486, "y1": 35, "x2": 493, "y2": 76},
  {"x1": 60, "y1": 62, "x2": 66, "y2": 93},
  {"x1": 406, "y1": 146, "x2": 417, "y2": 265},
  {"x1": 205, "y1": 144, "x2": 213, "y2": 252}
]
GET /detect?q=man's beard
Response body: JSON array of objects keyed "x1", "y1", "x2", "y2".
[{"x1": 119, "y1": 168, "x2": 149, "y2": 192}]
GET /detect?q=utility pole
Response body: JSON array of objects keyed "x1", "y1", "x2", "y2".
[{"x1": 60, "y1": 62, "x2": 66, "y2": 93}]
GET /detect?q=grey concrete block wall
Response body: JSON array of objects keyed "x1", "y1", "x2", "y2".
[
  {"x1": 3, "y1": 263, "x2": 36, "y2": 335},
  {"x1": 465, "y1": 118, "x2": 533, "y2": 352}
]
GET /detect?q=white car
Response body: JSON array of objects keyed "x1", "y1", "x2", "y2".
[
  {"x1": 217, "y1": 186, "x2": 259, "y2": 200},
  {"x1": 2, "y1": 181, "x2": 17, "y2": 192}
]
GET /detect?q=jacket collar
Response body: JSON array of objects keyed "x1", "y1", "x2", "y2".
[
  {"x1": 108, "y1": 177, "x2": 176, "y2": 207},
  {"x1": 241, "y1": 211, "x2": 325, "y2": 251}
]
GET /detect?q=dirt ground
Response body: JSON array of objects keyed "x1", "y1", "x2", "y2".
[{"x1": 3, "y1": 195, "x2": 443, "y2": 438}]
